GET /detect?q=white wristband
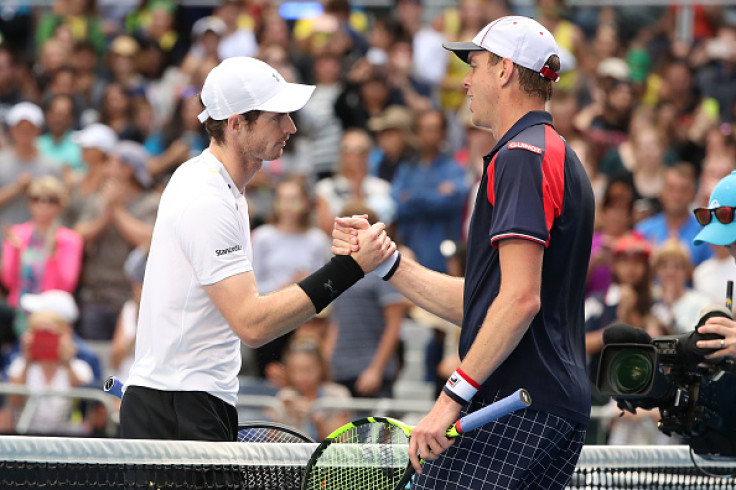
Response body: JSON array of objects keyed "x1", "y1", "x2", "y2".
[
  {"x1": 371, "y1": 249, "x2": 400, "y2": 280},
  {"x1": 444, "y1": 368, "x2": 480, "y2": 403}
]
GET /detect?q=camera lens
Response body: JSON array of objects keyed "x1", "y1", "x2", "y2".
[{"x1": 608, "y1": 349, "x2": 653, "y2": 394}]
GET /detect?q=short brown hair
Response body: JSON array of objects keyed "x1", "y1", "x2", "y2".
[
  {"x1": 201, "y1": 95, "x2": 262, "y2": 144},
  {"x1": 488, "y1": 52, "x2": 560, "y2": 101}
]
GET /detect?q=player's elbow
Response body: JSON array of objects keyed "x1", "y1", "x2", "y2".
[
  {"x1": 514, "y1": 291, "x2": 541, "y2": 323},
  {"x1": 234, "y1": 319, "x2": 273, "y2": 348}
]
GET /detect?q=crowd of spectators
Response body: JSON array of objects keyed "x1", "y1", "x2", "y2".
[{"x1": 0, "y1": 0, "x2": 734, "y2": 444}]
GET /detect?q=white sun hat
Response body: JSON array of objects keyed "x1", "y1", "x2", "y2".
[
  {"x1": 443, "y1": 16, "x2": 561, "y2": 81},
  {"x1": 197, "y1": 57, "x2": 315, "y2": 123},
  {"x1": 20, "y1": 290, "x2": 79, "y2": 323}
]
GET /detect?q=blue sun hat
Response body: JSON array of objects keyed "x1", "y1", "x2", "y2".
[{"x1": 693, "y1": 170, "x2": 736, "y2": 246}]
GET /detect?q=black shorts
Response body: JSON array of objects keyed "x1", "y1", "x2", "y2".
[{"x1": 119, "y1": 385, "x2": 239, "y2": 441}]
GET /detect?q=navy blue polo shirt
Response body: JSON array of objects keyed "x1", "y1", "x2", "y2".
[{"x1": 461, "y1": 111, "x2": 594, "y2": 423}]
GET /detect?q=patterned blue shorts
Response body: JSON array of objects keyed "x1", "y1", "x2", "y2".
[{"x1": 412, "y1": 398, "x2": 587, "y2": 490}]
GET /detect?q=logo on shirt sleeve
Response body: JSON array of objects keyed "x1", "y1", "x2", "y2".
[
  {"x1": 508, "y1": 142, "x2": 543, "y2": 154},
  {"x1": 215, "y1": 244, "x2": 242, "y2": 256}
]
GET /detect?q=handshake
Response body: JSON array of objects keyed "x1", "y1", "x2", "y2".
[{"x1": 332, "y1": 215, "x2": 400, "y2": 280}]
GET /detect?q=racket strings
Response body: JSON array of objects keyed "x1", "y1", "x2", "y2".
[
  {"x1": 303, "y1": 421, "x2": 411, "y2": 490},
  {"x1": 237, "y1": 424, "x2": 313, "y2": 443}
]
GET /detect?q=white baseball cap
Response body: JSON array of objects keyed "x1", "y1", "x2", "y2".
[
  {"x1": 6, "y1": 101, "x2": 44, "y2": 127},
  {"x1": 20, "y1": 290, "x2": 79, "y2": 323},
  {"x1": 112, "y1": 140, "x2": 153, "y2": 188},
  {"x1": 443, "y1": 16, "x2": 561, "y2": 81},
  {"x1": 192, "y1": 16, "x2": 227, "y2": 38},
  {"x1": 72, "y1": 123, "x2": 118, "y2": 153},
  {"x1": 197, "y1": 57, "x2": 315, "y2": 123}
]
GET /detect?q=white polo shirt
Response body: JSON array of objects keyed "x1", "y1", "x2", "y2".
[{"x1": 125, "y1": 149, "x2": 252, "y2": 406}]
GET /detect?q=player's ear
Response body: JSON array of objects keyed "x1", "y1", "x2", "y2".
[
  {"x1": 499, "y1": 58, "x2": 515, "y2": 86},
  {"x1": 227, "y1": 114, "x2": 243, "y2": 133}
]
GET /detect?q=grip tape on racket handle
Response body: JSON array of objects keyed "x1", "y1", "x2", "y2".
[
  {"x1": 104, "y1": 376, "x2": 123, "y2": 399},
  {"x1": 451, "y1": 388, "x2": 531, "y2": 435}
]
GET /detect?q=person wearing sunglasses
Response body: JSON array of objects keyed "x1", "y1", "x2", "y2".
[
  {"x1": 1, "y1": 176, "x2": 83, "y2": 337},
  {"x1": 693, "y1": 170, "x2": 736, "y2": 361}
]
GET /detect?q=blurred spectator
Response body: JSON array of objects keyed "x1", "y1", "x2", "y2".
[
  {"x1": 628, "y1": 122, "x2": 670, "y2": 220},
  {"x1": 128, "y1": 0, "x2": 186, "y2": 67},
  {"x1": 36, "y1": 0, "x2": 106, "y2": 56},
  {"x1": 1, "y1": 176, "x2": 83, "y2": 336},
  {"x1": 110, "y1": 247, "x2": 147, "y2": 383},
  {"x1": 694, "y1": 244, "x2": 736, "y2": 304},
  {"x1": 296, "y1": 53, "x2": 344, "y2": 180},
  {"x1": 0, "y1": 102, "x2": 60, "y2": 228},
  {"x1": 180, "y1": 16, "x2": 225, "y2": 79},
  {"x1": 367, "y1": 105, "x2": 416, "y2": 183},
  {"x1": 214, "y1": 0, "x2": 258, "y2": 60},
  {"x1": 252, "y1": 178, "x2": 331, "y2": 376},
  {"x1": 99, "y1": 82, "x2": 140, "y2": 141},
  {"x1": 314, "y1": 129, "x2": 395, "y2": 234},
  {"x1": 0, "y1": 47, "x2": 24, "y2": 124},
  {"x1": 650, "y1": 239, "x2": 711, "y2": 334},
  {"x1": 6, "y1": 290, "x2": 94, "y2": 435},
  {"x1": 385, "y1": 37, "x2": 434, "y2": 112},
  {"x1": 73, "y1": 140, "x2": 158, "y2": 340},
  {"x1": 549, "y1": 90, "x2": 582, "y2": 142},
  {"x1": 256, "y1": 12, "x2": 292, "y2": 53},
  {"x1": 37, "y1": 94, "x2": 84, "y2": 175},
  {"x1": 326, "y1": 202, "x2": 405, "y2": 398},
  {"x1": 276, "y1": 338, "x2": 352, "y2": 441},
  {"x1": 598, "y1": 107, "x2": 680, "y2": 181},
  {"x1": 695, "y1": 152, "x2": 736, "y2": 208},
  {"x1": 696, "y1": 26, "x2": 736, "y2": 123},
  {"x1": 585, "y1": 233, "x2": 660, "y2": 373},
  {"x1": 587, "y1": 178, "x2": 635, "y2": 297},
  {"x1": 394, "y1": 0, "x2": 448, "y2": 87},
  {"x1": 577, "y1": 57, "x2": 634, "y2": 159},
  {"x1": 70, "y1": 41, "x2": 105, "y2": 117},
  {"x1": 335, "y1": 60, "x2": 403, "y2": 130},
  {"x1": 537, "y1": 0, "x2": 586, "y2": 93},
  {"x1": 438, "y1": 0, "x2": 490, "y2": 112},
  {"x1": 569, "y1": 136, "x2": 606, "y2": 204},
  {"x1": 391, "y1": 110, "x2": 467, "y2": 273},
  {"x1": 63, "y1": 123, "x2": 117, "y2": 225},
  {"x1": 453, "y1": 100, "x2": 495, "y2": 240},
  {"x1": 105, "y1": 35, "x2": 143, "y2": 92},
  {"x1": 146, "y1": 91, "x2": 207, "y2": 183},
  {"x1": 635, "y1": 163, "x2": 713, "y2": 266}
]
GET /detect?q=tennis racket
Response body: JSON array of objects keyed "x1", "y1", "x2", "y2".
[
  {"x1": 301, "y1": 388, "x2": 531, "y2": 490},
  {"x1": 237, "y1": 421, "x2": 315, "y2": 443}
]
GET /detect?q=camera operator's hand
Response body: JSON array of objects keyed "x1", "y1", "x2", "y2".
[{"x1": 696, "y1": 316, "x2": 736, "y2": 361}]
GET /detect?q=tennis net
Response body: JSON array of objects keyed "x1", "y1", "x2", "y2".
[{"x1": 0, "y1": 436, "x2": 735, "y2": 489}]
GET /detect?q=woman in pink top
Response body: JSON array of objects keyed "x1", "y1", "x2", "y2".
[{"x1": 1, "y1": 176, "x2": 83, "y2": 335}]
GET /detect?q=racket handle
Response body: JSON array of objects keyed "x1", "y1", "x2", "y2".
[
  {"x1": 103, "y1": 376, "x2": 123, "y2": 399},
  {"x1": 449, "y1": 388, "x2": 531, "y2": 436}
]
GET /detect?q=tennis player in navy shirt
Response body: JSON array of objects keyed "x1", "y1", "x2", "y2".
[{"x1": 334, "y1": 16, "x2": 595, "y2": 489}]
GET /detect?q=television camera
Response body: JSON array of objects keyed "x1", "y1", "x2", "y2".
[{"x1": 596, "y1": 305, "x2": 736, "y2": 458}]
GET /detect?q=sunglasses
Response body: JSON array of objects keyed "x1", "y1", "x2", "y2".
[
  {"x1": 29, "y1": 195, "x2": 61, "y2": 205},
  {"x1": 693, "y1": 206, "x2": 735, "y2": 226}
]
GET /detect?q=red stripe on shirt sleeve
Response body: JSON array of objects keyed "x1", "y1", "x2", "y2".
[
  {"x1": 486, "y1": 154, "x2": 497, "y2": 205},
  {"x1": 541, "y1": 126, "x2": 566, "y2": 246}
]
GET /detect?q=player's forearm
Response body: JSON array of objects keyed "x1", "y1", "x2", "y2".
[
  {"x1": 458, "y1": 288, "x2": 539, "y2": 386},
  {"x1": 368, "y1": 303, "x2": 405, "y2": 373},
  {"x1": 231, "y1": 284, "x2": 316, "y2": 348},
  {"x1": 388, "y1": 256, "x2": 464, "y2": 325}
]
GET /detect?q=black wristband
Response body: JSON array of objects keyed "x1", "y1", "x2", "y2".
[
  {"x1": 382, "y1": 252, "x2": 401, "y2": 281},
  {"x1": 297, "y1": 255, "x2": 364, "y2": 313},
  {"x1": 442, "y1": 386, "x2": 467, "y2": 406}
]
